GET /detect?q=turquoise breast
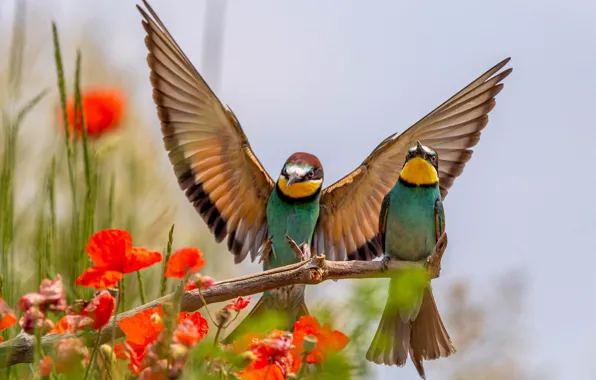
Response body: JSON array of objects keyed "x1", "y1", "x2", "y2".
[
  {"x1": 265, "y1": 187, "x2": 320, "y2": 270},
  {"x1": 385, "y1": 182, "x2": 440, "y2": 261}
]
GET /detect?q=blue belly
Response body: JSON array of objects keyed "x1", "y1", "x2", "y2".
[{"x1": 385, "y1": 184, "x2": 440, "y2": 261}]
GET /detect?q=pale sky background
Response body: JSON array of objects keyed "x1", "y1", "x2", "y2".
[{"x1": 2, "y1": 0, "x2": 596, "y2": 379}]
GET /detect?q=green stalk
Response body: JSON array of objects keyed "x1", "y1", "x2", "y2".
[
  {"x1": 74, "y1": 49, "x2": 95, "y2": 240},
  {"x1": 52, "y1": 22, "x2": 80, "y2": 293},
  {"x1": 136, "y1": 271, "x2": 147, "y2": 305},
  {"x1": 160, "y1": 224, "x2": 175, "y2": 297},
  {"x1": 82, "y1": 331, "x2": 102, "y2": 380}
]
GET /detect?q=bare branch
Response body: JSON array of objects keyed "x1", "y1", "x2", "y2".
[{"x1": 0, "y1": 232, "x2": 447, "y2": 367}]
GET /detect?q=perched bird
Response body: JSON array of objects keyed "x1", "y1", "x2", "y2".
[
  {"x1": 137, "y1": 0, "x2": 511, "y2": 346},
  {"x1": 366, "y1": 141, "x2": 452, "y2": 379}
]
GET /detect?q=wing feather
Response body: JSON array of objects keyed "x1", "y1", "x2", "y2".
[{"x1": 138, "y1": 1, "x2": 274, "y2": 263}]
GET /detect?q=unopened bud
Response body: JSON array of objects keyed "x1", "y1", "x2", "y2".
[
  {"x1": 302, "y1": 335, "x2": 317, "y2": 353},
  {"x1": 99, "y1": 344, "x2": 114, "y2": 359},
  {"x1": 99, "y1": 344, "x2": 116, "y2": 368},
  {"x1": 215, "y1": 307, "x2": 232, "y2": 326}
]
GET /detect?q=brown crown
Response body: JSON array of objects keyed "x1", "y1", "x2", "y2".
[{"x1": 284, "y1": 152, "x2": 323, "y2": 174}]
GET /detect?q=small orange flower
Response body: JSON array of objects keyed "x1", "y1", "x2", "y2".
[
  {"x1": 0, "y1": 297, "x2": 17, "y2": 331},
  {"x1": 165, "y1": 247, "x2": 205, "y2": 279},
  {"x1": 291, "y1": 316, "x2": 349, "y2": 369},
  {"x1": 63, "y1": 87, "x2": 126, "y2": 138},
  {"x1": 81, "y1": 291, "x2": 115, "y2": 330},
  {"x1": 76, "y1": 229, "x2": 162, "y2": 289}
]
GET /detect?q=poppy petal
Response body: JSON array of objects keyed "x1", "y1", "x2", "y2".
[
  {"x1": 85, "y1": 229, "x2": 132, "y2": 271},
  {"x1": 118, "y1": 306, "x2": 164, "y2": 346},
  {"x1": 164, "y1": 247, "x2": 205, "y2": 279},
  {"x1": 124, "y1": 248, "x2": 163, "y2": 273},
  {"x1": 75, "y1": 267, "x2": 123, "y2": 289},
  {"x1": 238, "y1": 363, "x2": 285, "y2": 380}
]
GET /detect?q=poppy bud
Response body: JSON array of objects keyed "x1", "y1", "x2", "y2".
[
  {"x1": 302, "y1": 334, "x2": 318, "y2": 353},
  {"x1": 216, "y1": 307, "x2": 232, "y2": 326}
]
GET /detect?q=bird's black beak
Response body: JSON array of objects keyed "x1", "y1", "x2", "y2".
[
  {"x1": 414, "y1": 141, "x2": 425, "y2": 157},
  {"x1": 286, "y1": 173, "x2": 301, "y2": 188}
]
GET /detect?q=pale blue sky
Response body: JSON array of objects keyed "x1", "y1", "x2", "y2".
[{"x1": 3, "y1": 1, "x2": 596, "y2": 378}]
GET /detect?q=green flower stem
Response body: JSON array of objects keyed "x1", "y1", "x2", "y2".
[
  {"x1": 160, "y1": 224, "x2": 175, "y2": 297},
  {"x1": 197, "y1": 285, "x2": 215, "y2": 325},
  {"x1": 136, "y1": 271, "x2": 147, "y2": 305},
  {"x1": 111, "y1": 282, "x2": 123, "y2": 347},
  {"x1": 296, "y1": 353, "x2": 309, "y2": 380},
  {"x1": 82, "y1": 329, "x2": 102, "y2": 380}
]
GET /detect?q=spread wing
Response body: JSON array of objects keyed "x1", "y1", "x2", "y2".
[
  {"x1": 138, "y1": 1, "x2": 274, "y2": 264},
  {"x1": 314, "y1": 58, "x2": 512, "y2": 261}
]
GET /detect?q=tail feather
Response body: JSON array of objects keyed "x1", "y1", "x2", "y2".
[
  {"x1": 409, "y1": 287, "x2": 455, "y2": 379},
  {"x1": 366, "y1": 284, "x2": 454, "y2": 380},
  {"x1": 366, "y1": 278, "x2": 411, "y2": 367},
  {"x1": 222, "y1": 298, "x2": 309, "y2": 345}
]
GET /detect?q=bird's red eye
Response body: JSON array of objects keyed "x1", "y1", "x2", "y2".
[
  {"x1": 430, "y1": 156, "x2": 437, "y2": 164},
  {"x1": 308, "y1": 171, "x2": 315, "y2": 178}
]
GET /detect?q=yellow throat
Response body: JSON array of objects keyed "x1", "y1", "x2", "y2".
[
  {"x1": 278, "y1": 177, "x2": 322, "y2": 198},
  {"x1": 399, "y1": 157, "x2": 438, "y2": 185}
]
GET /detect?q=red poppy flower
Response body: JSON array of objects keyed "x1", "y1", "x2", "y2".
[
  {"x1": 81, "y1": 291, "x2": 115, "y2": 330},
  {"x1": 114, "y1": 340, "x2": 145, "y2": 375},
  {"x1": 226, "y1": 296, "x2": 251, "y2": 312},
  {"x1": 48, "y1": 315, "x2": 91, "y2": 335},
  {"x1": 18, "y1": 275, "x2": 66, "y2": 313},
  {"x1": 174, "y1": 312, "x2": 209, "y2": 347},
  {"x1": 165, "y1": 247, "x2": 205, "y2": 279},
  {"x1": 291, "y1": 316, "x2": 349, "y2": 369},
  {"x1": 63, "y1": 87, "x2": 126, "y2": 138},
  {"x1": 39, "y1": 356, "x2": 53, "y2": 376},
  {"x1": 54, "y1": 338, "x2": 89, "y2": 373},
  {"x1": 119, "y1": 306, "x2": 165, "y2": 347},
  {"x1": 0, "y1": 298, "x2": 17, "y2": 331},
  {"x1": 184, "y1": 275, "x2": 214, "y2": 291},
  {"x1": 19, "y1": 308, "x2": 45, "y2": 334},
  {"x1": 244, "y1": 330, "x2": 293, "y2": 375},
  {"x1": 238, "y1": 364, "x2": 285, "y2": 380},
  {"x1": 116, "y1": 305, "x2": 165, "y2": 373},
  {"x1": 75, "y1": 229, "x2": 162, "y2": 289}
]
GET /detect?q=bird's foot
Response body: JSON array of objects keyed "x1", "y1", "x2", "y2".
[
  {"x1": 285, "y1": 235, "x2": 310, "y2": 261},
  {"x1": 381, "y1": 254, "x2": 392, "y2": 272},
  {"x1": 258, "y1": 238, "x2": 273, "y2": 265}
]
